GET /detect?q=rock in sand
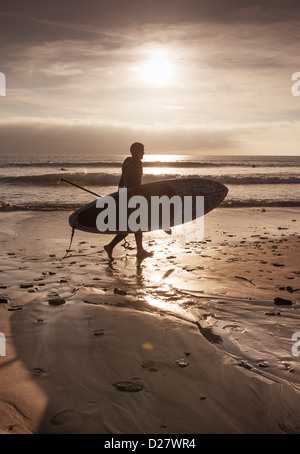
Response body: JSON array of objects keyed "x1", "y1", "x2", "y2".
[{"x1": 274, "y1": 297, "x2": 293, "y2": 306}]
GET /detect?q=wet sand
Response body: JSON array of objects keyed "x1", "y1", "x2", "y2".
[{"x1": 0, "y1": 207, "x2": 300, "y2": 434}]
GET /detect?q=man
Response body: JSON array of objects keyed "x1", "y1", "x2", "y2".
[{"x1": 104, "y1": 142, "x2": 153, "y2": 260}]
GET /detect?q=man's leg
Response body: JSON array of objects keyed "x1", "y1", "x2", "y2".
[
  {"x1": 105, "y1": 231, "x2": 153, "y2": 259},
  {"x1": 135, "y1": 231, "x2": 153, "y2": 257},
  {"x1": 104, "y1": 233, "x2": 127, "y2": 259},
  {"x1": 134, "y1": 231, "x2": 143, "y2": 251}
]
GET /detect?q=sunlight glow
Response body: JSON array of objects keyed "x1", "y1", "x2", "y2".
[
  {"x1": 142, "y1": 51, "x2": 174, "y2": 87},
  {"x1": 144, "y1": 154, "x2": 180, "y2": 162},
  {"x1": 143, "y1": 167, "x2": 171, "y2": 176}
]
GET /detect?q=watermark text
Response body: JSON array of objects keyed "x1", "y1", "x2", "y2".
[
  {"x1": 96, "y1": 189, "x2": 204, "y2": 242},
  {"x1": 291, "y1": 72, "x2": 300, "y2": 97},
  {"x1": 0, "y1": 332, "x2": 6, "y2": 356},
  {"x1": 0, "y1": 72, "x2": 6, "y2": 96},
  {"x1": 292, "y1": 332, "x2": 300, "y2": 357}
]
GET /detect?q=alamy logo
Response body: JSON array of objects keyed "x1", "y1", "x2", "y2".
[
  {"x1": 292, "y1": 332, "x2": 300, "y2": 357},
  {"x1": 291, "y1": 72, "x2": 300, "y2": 97},
  {"x1": 96, "y1": 189, "x2": 204, "y2": 242},
  {"x1": 0, "y1": 72, "x2": 6, "y2": 96},
  {"x1": 0, "y1": 332, "x2": 6, "y2": 356}
]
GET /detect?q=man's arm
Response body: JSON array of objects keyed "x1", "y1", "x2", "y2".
[
  {"x1": 126, "y1": 161, "x2": 142, "y2": 193},
  {"x1": 118, "y1": 174, "x2": 124, "y2": 188}
]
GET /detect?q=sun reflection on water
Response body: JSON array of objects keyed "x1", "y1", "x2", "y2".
[
  {"x1": 142, "y1": 291, "x2": 196, "y2": 322},
  {"x1": 143, "y1": 154, "x2": 186, "y2": 163},
  {"x1": 143, "y1": 167, "x2": 175, "y2": 176}
]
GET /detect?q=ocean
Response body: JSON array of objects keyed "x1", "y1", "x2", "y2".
[{"x1": 0, "y1": 154, "x2": 299, "y2": 211}]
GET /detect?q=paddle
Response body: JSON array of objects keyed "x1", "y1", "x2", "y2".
[{"x1": 60, "y1": 177, "x2": 101, "y2": 198}]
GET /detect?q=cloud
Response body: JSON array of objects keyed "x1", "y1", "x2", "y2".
[
  {"x1": 1, "y1": 1, "x2": 300, "y2": 32},
  {"x1": 0, "y1": 3, "x2": 299, "y2": 155},
  {"x1": 1, "y1": 116, "x2": 299, "y2": 156},
  {"x1": 0, "y1": 118, "x2": 240, "y2": 155},
  {"x1": 2, "y1": 21, "x2": 298, "y2": 127},
  {"x1": 1, "y1": 2, "x2": 299, "y2": 53}
]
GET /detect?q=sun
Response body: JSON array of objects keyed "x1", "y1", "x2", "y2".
[{"x1": 141, "y1": 51, "x2": 173, "y2": 87}]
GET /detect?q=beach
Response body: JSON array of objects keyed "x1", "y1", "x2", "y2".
[
  {"x1": 1, "y1": 0, "x2": 300, "y2": 437},
  {"x1": 0, "y1": 206, "x2": 299, "y2": 434}
]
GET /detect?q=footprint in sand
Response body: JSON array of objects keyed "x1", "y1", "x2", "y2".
[
  {"x1": 50, "y1": 409, "x2": 74, "y2": 426},
  {"x1": 51, "y1": 402, "x2": 97, "y2": 426},
  {"x1": 32, "y1": 367, "x2": 48, "y2": 377}
]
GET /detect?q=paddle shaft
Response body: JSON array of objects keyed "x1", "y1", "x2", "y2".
[{"x1": 60, "y1": 177, "x2": 101, "y2": 198}]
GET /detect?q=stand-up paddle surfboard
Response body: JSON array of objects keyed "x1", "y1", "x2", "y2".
[
  {"x1": 69, "y1": 178, "x2": 228, "y2": 234},
  {"x1": 69, "y1": 178, "x2": 228, "y2": 235}
]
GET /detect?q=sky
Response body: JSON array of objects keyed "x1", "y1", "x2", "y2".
[{"x1": 0, "y1": 0, "x2": 299, "y2": 156}]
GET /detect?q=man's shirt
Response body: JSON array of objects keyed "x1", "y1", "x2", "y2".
[{"x1": 119, "y1": 157, "x2": 143, "y2": 190}]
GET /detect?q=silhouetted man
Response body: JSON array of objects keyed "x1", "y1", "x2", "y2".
[{"x1": 104, "y1": 142, "x2": 153, "y2": 260}]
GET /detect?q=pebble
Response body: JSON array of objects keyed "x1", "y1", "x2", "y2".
[
  {"x1": 286, "y1": 286, "x2": 298, "y2": 293},
  {"x1": 113, "y1": 381, "x2": 143, "y2": 392},
  {"x1": 48, "y1": 298, "x2": 66, "y2": 306},
  {"x1": 114, "y1": 288, "x2": 128, "y2": 295},
  {"x1": 264, "y1": 311, "x2": 281, "y2": 316},
  {"x1": 175, "y1": 358, "x2": 189, "y2": 368},
  {"x1": 93, "y1": 329, "x2": 104, "y2": 336},
  {"x1": 141, "y1": 360, "x2": 160, "y2": 372},
  {"x1": 258, "y1": 361, "x2": 269, "y2": 368},
  {"x1": 274, "y1": 297, "x2": 293, "y2": 306}
]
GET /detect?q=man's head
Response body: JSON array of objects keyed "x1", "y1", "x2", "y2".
[{"x1": 130, "y1": 142, "x2": 144, "y2": 160}]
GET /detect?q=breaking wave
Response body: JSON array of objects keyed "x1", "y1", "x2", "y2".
[
  {"x1": 2, "y1": 159, "x2": 299, "y2": 169},
  {"x1": 1, "y1": 198, "x2": 300, "y2": 212},
  {"x1": 1, "y1": 173, "x2": 300, "y2": 187}
]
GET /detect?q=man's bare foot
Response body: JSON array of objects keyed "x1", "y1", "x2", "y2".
[
  {"x1": 136, "y1": 249, "x2": 153, "y2": 258},
  {"x1": 104, "y1": 244, "x2": 113, "y2": 260}
]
